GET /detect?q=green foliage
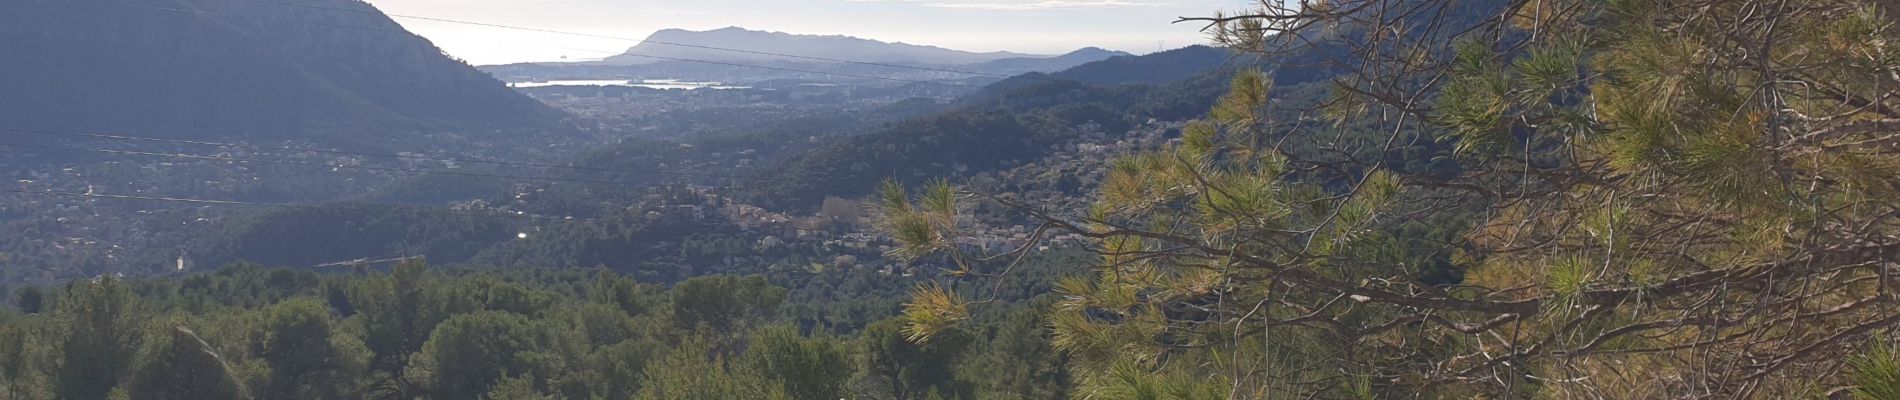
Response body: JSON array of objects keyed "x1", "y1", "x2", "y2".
[
  {"x1": 413, "y1": 311, "x2": 541, "y2": 399},
  {"x1": 1079, "y1": 360, "x2": 1227, "y2": 400},
  {"x1": 191, "y1": 206, "x2": 518, "y2": 271},
  {"x1": 670, "y1": 275, "x2": 785, "y2": 332},
  {"x1": 558, "y1": 303, "x2": 639, "y2": 347},
  {"x1": 1855, "y1": 343, "x2": 1900, "y2": 400},
  {"x1": 482, "y1": 376, "x2": 558, "y2": 400},
  {"x1": 1515, "y1": 39, "x2": 1586, "y2": 93},
  {"x1": 0, "y1": 321, "x2": 34, "y2": 398},
  {"x1": 899, "y1": 283, "x2": 968, "y2": 343},
  {"x1": 587, "y1": 270, "x2": 654, "y2": 317},
  {"x1": 15, "y1": 287, "x2": 44, "y2": 315},
  {"x1": 586, "y1": 338, "x2": 666, "y2": 398},
  {"x1": 637, "y1": 338, "x2": 784, "y2": 400},
  {"x1": 957, "y1": 303, "x2": 1072, "y2": 399},
  {"x1": 860, "y1": 318, "x2": 972, "y2": 400},
  {"x1": 0, "y1": 258, "x2": 1069, "y2": 400},
  {"x1": 876, "y1": 28, "x2": 1471, "y2": 397},
  {"x1": 876, "y1": 0, "x2": 1900, "y2": 397},
  {"x1": 1436, "y1": 42, "x2": 1515, "y2": 155},
  {"x1": 126, "y1": 327, "x2": 244, "y2": 400},
  {"x1": 55, "y1": 277, "x2": 144, "y2": 400},
  {"x1": 740, "y1": 325, "x2": 853, "y2": 400},
  {"x1": 351, "y1": 260, "x2": 446, "y2": 378},
  {"x1": 252, "y1": 298, "x2": 365, "y2": 400}
]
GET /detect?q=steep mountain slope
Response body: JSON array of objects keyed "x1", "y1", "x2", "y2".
[
  {"x1": 0, "y1": 0, "x2": 568, "y2": 142},
  {"x1": 737, "y1": 49, "x2": 1249, "y2": 212},
  {"x1": 606, "y1": 27, "x2": 1039, "y2": 66},
  {"x1": 733, "y1": 32, "x2": 1392, "y2": 212},
  {"x1": 1050, "y1": 45, "x2": 1238, "y2": 85},
  {"x1": 963, "y1": 47, "x2": 1135, "y2": 74}
]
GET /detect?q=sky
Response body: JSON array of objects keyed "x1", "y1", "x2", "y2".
[{"x1": 359, "y1": 0, "x2": 1253, "y2": 65}]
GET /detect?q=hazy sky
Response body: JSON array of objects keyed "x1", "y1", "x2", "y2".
[{"x1": 359, "y1": 0, "x2": 1250, "y2": 65}]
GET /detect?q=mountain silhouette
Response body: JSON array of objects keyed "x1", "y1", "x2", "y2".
[
  {"x1": 0, "y1": 0, "x2": 568, "y2": 143},
  {"x1": 606, "y1": 27, "x2": 1043, "y2": 66}
]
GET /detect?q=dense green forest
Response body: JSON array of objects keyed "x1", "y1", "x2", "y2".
[{"x1": 0, "y1": 257, "x2": 1084, "y2": 400}]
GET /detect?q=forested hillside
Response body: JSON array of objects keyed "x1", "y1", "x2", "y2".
[
  {"x1": 0, "y1": 0, "x2": 568, "y2": 143},
  {"x1": 1045, "y1": 45, "x2": 1235, "y2": 85},
  {"x1": 739, "y1": 64, "x2": 1245, "y2": 212},
  {"x1": 963, "y1": 47, "x2": 1136, "y2": 75}
]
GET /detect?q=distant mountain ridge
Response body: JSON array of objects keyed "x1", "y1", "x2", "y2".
[
  {"x1": 1051, "y1": 45, "x2": 1237, "y2": 85},
  {"x1": 0, "y1": 0, "x2": 568, "y2": 143},
  {"x1": 964, "y1": 47, "x2": 1136, "y2": 73},
  {"x1": 605, "y1": 27, "x2": 1046, "y2": 66},
  {"x1": 488, "y1": 28, "x2": 1132, "y2": 86}
]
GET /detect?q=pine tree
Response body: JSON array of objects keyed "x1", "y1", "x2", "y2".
[
  {"x1": 636, "y1": 338, "x2": 786, "y2": 400},
  {"x1": 253, "y1": 298, "x2": 366, "y2": 400},
  {"x1": 0, "y1": 323, "x2": 30, "y2": 400},
  {"x1": 858, "y1": 319, "x2": 970, "y2": 400},
  {"x1": 669, "y1": 275, "x2": 785, "y2": 333},
  {"x1": 880, "y1": 0, "x2": 1900, "y2": 397},
  {"x1": 126, "y1": 327, "x2": 244, "y2": 400},
  {"x1": 413, "y1": 311, "x2": 540, "y2": 399},
  {"x1": 54, "y1": 277, "x2": 143, "y2": 400},
  {"x1": 15, "y1": 287, "x2": 44, "y2": 315},
  {"x1": 351, "y1": 259, "x2": 445, "y2": 397},
  {"x1": 739, "y1": 325, "x2": 852, "y2": 400}
]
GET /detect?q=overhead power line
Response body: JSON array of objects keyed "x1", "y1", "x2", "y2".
[
  {"x1": 0, "y1": 127, "x2": 755, "y2": 181},
  {"x1": 224, "y1": 0, "x2": 1033, "y2": 80},
  {"x1": 0, "y1": 188, "x2": 606, "y2": 223},
  {"x1": 115, "y1": 1, "x2": 993, "y2": 88},
  {"x1": 0, "y1": 141, "x2": 710, "y2": 188},
  {"x1": 312, "y1": 255, "x2": 423, "y2": 268}
]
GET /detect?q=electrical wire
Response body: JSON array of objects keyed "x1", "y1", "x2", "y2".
[
  {"x1": 312, "y1": 255, "x2": 423, "y2": 268},
  {"x1": 0, "y1": 188, "x2": 607, "y2": 223},
  {"x1": 0, "y1": 141, "x2": 741, "y2": 187},
  {"x1": 0, "y1": 127, "x2": 757, "y2": 181},
  {"x1": 0, "y1": 1, "x2": 985, "y2": 226}
]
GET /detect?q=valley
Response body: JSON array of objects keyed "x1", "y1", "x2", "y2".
[
  {"x1": 0, "y1": 11, "x2": 1236, "y2": 283},
  {"x1": 2, "y1": 0, "x2": 1895, "y2": 399}
]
